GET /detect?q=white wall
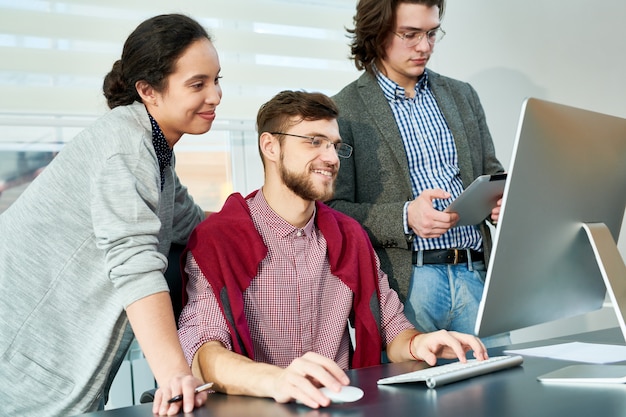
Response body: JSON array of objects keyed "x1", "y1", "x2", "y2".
[
  {"x1": 433, "y1": 0, "x2": 626, "y2": 164},
  {"x1": 429, "y1": 0, "x2": 626, "y2": 257},
  {"x1": 428, "y1": 0, "x2": 626, "y2": 340}
]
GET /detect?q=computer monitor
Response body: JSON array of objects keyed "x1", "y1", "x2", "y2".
[{"x1": 475, "y1": 97, "x2": 626, "y2": 339}]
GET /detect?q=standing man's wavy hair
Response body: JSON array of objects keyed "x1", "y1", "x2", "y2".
[{"x1": 347, "y1": 0, "x2": 445, "y2": 73}]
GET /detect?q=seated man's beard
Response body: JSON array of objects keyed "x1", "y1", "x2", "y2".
[{"x1": 280, "y1": 166, "x2": 335, "y2": 202}]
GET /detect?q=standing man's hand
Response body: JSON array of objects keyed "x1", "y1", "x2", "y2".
[
  {"x1": 407, "y1": 189, "x2": 459, "y2": 238},
  {"x1": 490, "y1": 198, "x2": 503, "y2": 224}
]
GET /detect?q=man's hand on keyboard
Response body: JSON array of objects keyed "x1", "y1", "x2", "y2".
[{"x1": 408, "y1": 330, "x2": 488, "y2": 366}]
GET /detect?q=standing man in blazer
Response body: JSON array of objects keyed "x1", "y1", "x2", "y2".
[{"x1": 327, "y1": 0, "x2": 506, "y2": 343}]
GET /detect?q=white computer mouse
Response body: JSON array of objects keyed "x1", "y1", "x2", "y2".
[{"x1": 319, "y1": 386, "x2": 364, "y2": 403}]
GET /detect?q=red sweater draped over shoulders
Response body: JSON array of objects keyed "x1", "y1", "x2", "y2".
[{"x1": 183, "y1": 191, "x2": 383, "y2": 368}]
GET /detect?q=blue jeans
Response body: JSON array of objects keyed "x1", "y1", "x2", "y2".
[{"x1": 403, "y1": 260, "x2": 510, "y2": 348}]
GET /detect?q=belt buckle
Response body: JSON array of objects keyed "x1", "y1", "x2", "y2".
[{"x1": 452, "y1": 249, "x2": 460, "y2": 264}]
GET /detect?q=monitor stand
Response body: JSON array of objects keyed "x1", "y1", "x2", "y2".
[
  {"x1": 537, "y1": 223, "x2": 626, "y2": 384},
  {"x1": 582, "y1": 222, "x2": 626, "y2": 342}
]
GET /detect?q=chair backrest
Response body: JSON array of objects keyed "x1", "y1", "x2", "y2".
[
  {"x1": 166, "y1": 211, "x2": 214, "y2": 324},
  {"x1": 164, "y1": 242, "x2": 186, "y2": 325}
]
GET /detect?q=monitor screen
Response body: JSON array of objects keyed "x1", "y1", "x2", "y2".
[{"x1": 475, "y1": 97, "x2": 626, "y2": 338}]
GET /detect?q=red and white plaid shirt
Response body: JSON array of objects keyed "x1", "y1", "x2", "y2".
[{"x1": 178, "y1": 190, "x2": 413, "y2": 369}]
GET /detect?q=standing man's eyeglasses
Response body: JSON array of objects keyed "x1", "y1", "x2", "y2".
[
  {"x1": 269, "y1": 132, "x2": 353, "y2": 158},
  {"x1": 393, "y1": 27, "x2": 446, "y2": 47}
]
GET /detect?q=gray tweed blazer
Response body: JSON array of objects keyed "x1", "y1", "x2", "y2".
[{"x1": 328, "y1": 70, "x2": 504, "y2": 302}]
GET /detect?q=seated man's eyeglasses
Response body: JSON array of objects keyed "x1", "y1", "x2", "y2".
[
  {"x1": 269, "y1": 132, "x2": 353, "y2": 158},
  {"x1": 393, "y1": 27, "x2": 446, "y2": 47}
]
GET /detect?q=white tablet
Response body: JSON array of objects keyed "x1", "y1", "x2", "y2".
[{"x1": 444, "y1": 174, "x2": 507, "y2": 226}]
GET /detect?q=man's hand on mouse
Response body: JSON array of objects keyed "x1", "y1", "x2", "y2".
[{"x1": 271, "y1": 352, "x2": 350, "y2": 408}]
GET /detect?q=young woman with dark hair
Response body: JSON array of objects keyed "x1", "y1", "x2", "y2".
[{"x1": 0, "y1": 14, "x2": 221, "y2": 416}]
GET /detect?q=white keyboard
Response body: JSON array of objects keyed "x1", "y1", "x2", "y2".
[{"x1": 377, "y1": 355, "x2": 524, "y2": 388}]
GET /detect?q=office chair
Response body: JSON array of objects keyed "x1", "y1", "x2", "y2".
[
  {"x1": 139, "y1": 242, "x2": 186, "y2": 403},
  {"x1": 164, "y1": 242, "x2": 187, "y2": 325},
  {"x1": 140, "y1": 211, "x2": 215, "y2": 404}
]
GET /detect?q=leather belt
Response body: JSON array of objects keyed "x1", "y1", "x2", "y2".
[{"x1": 412, "y1": 249, "x2": 484, "y2": 265}]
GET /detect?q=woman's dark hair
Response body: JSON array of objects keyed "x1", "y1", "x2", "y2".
[
  {"x1": 103, "y1": 14, "x2": 211, "y2": 109},
  {"x1": 348, "y1": 0, "x2": 445, "y2": 73}
]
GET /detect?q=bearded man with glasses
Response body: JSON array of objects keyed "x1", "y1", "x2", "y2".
[
  {"x1": 177, "y1": 90, "x2": 487, "y2": 408},
  {"x1": 328, "y1": 0, "x2": 509, "y2": 346}
]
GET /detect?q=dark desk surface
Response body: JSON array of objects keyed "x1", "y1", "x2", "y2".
[{"x1": 77, "y1": 327, "x2": 626, "y2": 417}]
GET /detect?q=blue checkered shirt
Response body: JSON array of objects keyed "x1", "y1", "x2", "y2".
[{"x1": 375, "y1": 68, "x2": 482, "y2": 251}]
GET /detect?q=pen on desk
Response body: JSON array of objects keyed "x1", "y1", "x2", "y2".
[{"x1": 167, "y1": 382, "x2": 214, "y2": 404}]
